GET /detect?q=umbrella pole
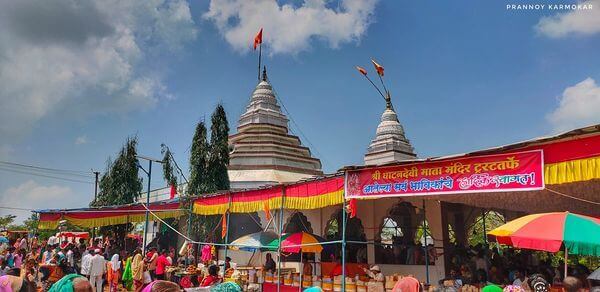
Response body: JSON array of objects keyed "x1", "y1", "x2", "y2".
[
  {"x1": 564, "y1": 246, "x2": 568, "y2": 279},
  {"x1": 299, "y1": 252, "x2": 303, "y2": 292}
]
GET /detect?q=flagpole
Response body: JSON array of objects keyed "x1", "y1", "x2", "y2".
[
  {"x1": 258, "y1": 43, "x2": 262, "y2": 81},
  {"x1": 363, "y1": 75, "x2": 387, "y2": 102},
  {"x1": 378, "y1": 74, "x2": 389, "y2": 96}
]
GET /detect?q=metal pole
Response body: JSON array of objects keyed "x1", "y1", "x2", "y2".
[
  {"x1": 564, "y1": 246, "x2": 568, "y2": 279},
  {"x1": 258, "y1": 43, "x2": 262, "y2": 81},
  {"x1": 223, "y1": 194, "x2": 232, "y2": 274},
  {"x1": 342, "y1": 172, "x2": 348, "y2": 291},
  {"x1": 423, "y1": 199, "x2": 430, "y2": 285},
  {"x1": 482, "y1": 210, "x2": 488, "y2": 245},
  {"x1": 92, "y1": 171, "x2": 99, "y2": 240},
  {"x1": 277, "y1": 187, "x2": 286, "y2": 292},
  {"x1": 186, "y1": 202, "x2": 193, "y2": 266},
  {"x1": 142, "y1": 160, "x2": 152, "y2": 254}
]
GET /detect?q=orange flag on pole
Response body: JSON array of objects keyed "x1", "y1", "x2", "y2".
[
  {"x1": 356, "y1": 66, "x2": 367, "y2": 76},
  {"x1": 254, "y1": 28, "x2": 263, "y2": 50},
  {"x1": 371, "y1": 59, "x2": 384, "y2": 76},
  {"x1": 221, "y1": 211, "x2": 228, "y2": 239},
  {"x1": 263, "y1": 201, "x2": 271, "y2": 220}
]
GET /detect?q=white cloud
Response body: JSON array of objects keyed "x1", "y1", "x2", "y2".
[
  {"x1": 203, "y1": 0, "x2": 378, "y2": 54},
  {"x1": 0, "y1": 180, "x2": 75, "y2": 223},
  {"x1": 535, "y1": 0, "x2": 600, "y2": 38},
  {"x1": 75, "y1": 136, "x2": 88, "y2": 145},
  {"x1": 547, "y1": 77, "x2": 600, "y2": 132},
  {"x1": 0, "y1": 0, "x2": 197, "y2": 141}
]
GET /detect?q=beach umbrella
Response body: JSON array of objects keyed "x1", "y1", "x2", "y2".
[
  {"x1": 266, "y1": 232, "x2": 326, "y2": 253},
  {"x1": 488, "y1": 211, "x2": 600, "y2": 277},
  {"x1": 588, "y1": 267, "x2": 600, "y2": 281},
  {"x1": 229, "y1": 231, "x2": 278, "y2": 251}
]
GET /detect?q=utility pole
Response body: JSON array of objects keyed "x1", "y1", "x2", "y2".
[
  {"x1": 92, "y1": 171, "x2": 100, "y2": 240},
  {"x1": 94, "y1": 172, "x2": 99, "y2": 200},
  {"x1": 136, "y1": 155, "x2": 164, "y2": 254}
]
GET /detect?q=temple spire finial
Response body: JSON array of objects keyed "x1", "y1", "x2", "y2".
[
  {"x1": 262, "y1": 66, "x2": 268, "y2": 81},
  {"x1": 385, "y1": 91, "x2": 393, "y2": 110}
]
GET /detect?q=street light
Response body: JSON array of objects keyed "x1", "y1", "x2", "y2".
[{"x1": 136, "y1": 155, "x2": 165, "y2": 254}]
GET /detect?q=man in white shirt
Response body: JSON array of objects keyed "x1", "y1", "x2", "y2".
[
  {"x1": 66, "y1": 247, "x2": 74, "y2": 268},
  {"x1": 88, "y1": 249, "x2": 106, "y2": 292},
  {"x1": 80, "y1": 249, "x2": 93, "y2": 278}
]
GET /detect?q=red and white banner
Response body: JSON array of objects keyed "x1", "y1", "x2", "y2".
[{"x1": 345, "y1": 150, "x2": 544, "y2": 199}]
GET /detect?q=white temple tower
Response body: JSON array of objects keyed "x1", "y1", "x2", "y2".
[
  {"x1": 364, "y1": 95, "x2": 417, "y2": 165},
  {"x1": 228, "y1": 68, "x2": 323, "y2": 189}
]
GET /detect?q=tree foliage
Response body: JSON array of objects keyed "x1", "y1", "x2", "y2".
[
  {"x1": 208, "y1": 104, "x2": 230, "y2": 191},
  {"x1": 0, "y1": 215, "x2": 16, "y2": 229},
  {"x1": 91, "y1": 136, "x2": 143, "y2": 242},
  {"x1": 161, "y1": 144, "x2": 178, "y2": 187},
  {"x1": 186, "y1": 104, "x2": 231, "y2": 241}
]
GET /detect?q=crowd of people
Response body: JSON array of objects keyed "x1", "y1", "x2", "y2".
[{"x1": 0, "y1": 235, "x2": 192, "y2": 292}]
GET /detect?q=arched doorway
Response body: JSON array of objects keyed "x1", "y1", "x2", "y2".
[
  {"x1": 375, "y1": 202, "x2": 431, "y2": 265},
  {"x1": 323, "y1": 209, "x2": 367, "y2": 263},
  {"x1": 282, "y1": 212, "x2": 314, "y2": 262}
]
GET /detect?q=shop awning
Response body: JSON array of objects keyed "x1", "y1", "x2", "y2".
[
  {"x1": 37, "y1": 199, "x2": 183, "y2": 230},
  {"x1": 193, "y1": 175, "x2": 344, "y2": 215}
]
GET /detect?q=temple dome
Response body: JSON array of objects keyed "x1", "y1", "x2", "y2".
[{"x1": 364, "y1": 103, "x2": 416, "y2": 165}]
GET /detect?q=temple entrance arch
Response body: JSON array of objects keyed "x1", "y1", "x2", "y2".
[{"x1": 323, "y1": 208, "x2": 367, "y2": 263}]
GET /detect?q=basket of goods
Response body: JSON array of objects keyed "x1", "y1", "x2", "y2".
[
  {"x1": 284, "y1": 274, "x2": 293, "y2": 286},
  {"x1": 322, "y1": 277, "x2": 333, "y2": 291},
  {"x1": 345, "y1": 277, "x2": 357, "y2": 292},
  {"x1": 265, "y1": 272, "x2": 273, "y2": 283}
]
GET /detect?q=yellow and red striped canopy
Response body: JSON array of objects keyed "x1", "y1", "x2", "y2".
[{"x1": 193, "y1": 176, "x2": 344, "y2": 215}]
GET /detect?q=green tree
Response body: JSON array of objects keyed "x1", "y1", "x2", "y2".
[
  {"x1": 468, "y1": 211, "x2": 505, "y2": 246},
  {"x1": 92, "y1": 136, "x2": 143, "y2": 243},
  {"x1": 188, "y1": 121, "x2": 210, "y2": 196},
  {"x1": 0, "y1": 215, "x2": 16, "y2": 229},
  {"x1": 161, "y1": 144, "x2": 178, "y2": 187},
  {"x1": 208, "y1": 104, "x2": 230, "y2": 191}
]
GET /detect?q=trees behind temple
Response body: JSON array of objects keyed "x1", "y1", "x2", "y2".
[
  {"x1": 92, "y1": 136, "x2": 143, "y2": 242},
  {"x1": 186, "y1": 103, "x2": 230, "y2": 241}
]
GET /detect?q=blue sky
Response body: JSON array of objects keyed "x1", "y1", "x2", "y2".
[{"x1": 1, "y1": 0, "x2": 599, "y2": 222}]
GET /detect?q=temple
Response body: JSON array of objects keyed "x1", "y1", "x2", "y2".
[
  {"x1": 228, "y1": 68, "x2": 323, "y2": 189},
  {"x1": 364, "y1": 93, "x2": 417, "y2": 165}
]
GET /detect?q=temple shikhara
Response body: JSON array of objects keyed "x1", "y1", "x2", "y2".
[{"x1": 228, "y1": 68, "x2": 323, "y2": 189}]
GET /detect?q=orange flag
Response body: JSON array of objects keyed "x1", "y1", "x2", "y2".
[
  {"x1": 371, "y1": 59, "x2": 384, "y2": 76},
  {"x1": 356, "y1": 66, "x2": 367, "y2": 76},
  {"x1": 347, "y1": 199, "x2": 357, "y2": 218},
  {"x1": 221, "y1": 212, "x2": 228, "y2": 239},
  {"x1": 254, "y1": 28, "x2": 263, "y2": 50},
  {"x1": 263, "y1": 201, "x2": 271, "y2": 220}
]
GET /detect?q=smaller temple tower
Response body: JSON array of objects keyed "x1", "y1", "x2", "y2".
[{"x1": 364, "y1": 93, "x2": 417, "y2": 165}]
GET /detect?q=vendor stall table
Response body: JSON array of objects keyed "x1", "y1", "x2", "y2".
[{"x1": 262, "y1": 283, "x2": 299, "y2": 292}]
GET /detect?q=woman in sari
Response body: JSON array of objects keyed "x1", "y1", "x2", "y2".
[
  {"x1": 106, "y1": 254, "x2": 121, "y2": 292},
  {"x1": 131, "y1": 251, "x2": 145, "y2": 292}
]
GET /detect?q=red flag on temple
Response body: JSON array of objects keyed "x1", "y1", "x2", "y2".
[
  {"x1": 169, "y1": 184, "x2": 177, "y2": 199},
  {"x1": 371, "y1": 59, "x2": 384, "y2": 76},
  {"x1": 356, "y1": 66, "x2": 367, "y2": 76},
  {"x1": 254, "y1": 28, "x2": 263, "y2": 50}
]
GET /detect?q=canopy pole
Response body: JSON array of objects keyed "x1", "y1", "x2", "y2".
[
  {"x1": 299, "y1": 252, "x2": 303, "y2": 292},
  {"x1": 223, "y1": 194, "x2": 232, "y2": 274},
  {"x1": 186, "y1": 202, "x2": 193, "y2": 265},
  {"x1": 277, "y1": 187, "x2": 286, "y2": 292},
  {"x1": 564, "y1": 246, "x2": 568, "y2": 279},
  {"x1": 142, "y1": 160, "x2": 152, "y2": 255},
  {"x1": 423, "y1": 199, "x2": 430, "y2": 285},
  {"x1": 342, "y1": 171, "x2": 348, "y2": 292},
  {"x1": 482, "y1": 209, "x2": 488, "y2": 245}
]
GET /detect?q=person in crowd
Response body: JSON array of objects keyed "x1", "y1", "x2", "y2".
[
  {"x1": 528, "y1": 274, "x2": 550, "y2": 292},
  {"x1": 563, "y1": 276, "x2": 583, "y2": 292},
  {"x1": 393, "y1": 276, "x2": 422, "y2": 292},
  {"x1": 88, "y1": 249, "x2": 106, "y2": 292},
  {"x1": 302, "y1": 256, "x2": 312, "y2": 276},
  {"x1": 439, "y1": 267, "x2": 464, "y2": 289},
  {"x1": 106, "y1": 254, "x2": 121, "y2": 292},
  {"x1": 0, "y1": 274, "x2": 37, "y2": 292},
  {"x1": 66, "y1": 247, "x2": 74, "y2": 269},
  {"x1": 142, "y1": 280, "x2": 180, "y2": 292},
  {"x1": 513, "y1": 269, "x2": 528, "y2": 286},
  {"x1": 80, "y1": 249, "x2": 93, "y2": 279},
  {"x1": 482, "y1": 284, "x2": 503, "y2": 292},
  {"x1": 263, "y1": 253, "x2": 276, "y2": 274},
  {"x1": 166, "y1": 249, "x2": 174, "y2": 266},
  {"x1": 12, "y1": 249, "x2": 23, "y2": 269},
  {"x1": 224, "y1": 256, "x2": 231, "y2": 272},
  {"x1": 155, "y1": 250, "x2": 169, "y2": 281},
  {"x1": 329, "y1": 258, "x2": 348, "y2": 277},
  {"x1": 49, "y1": 274, "x2": 94, "y2": 292},
  {"x1": 200, "y1": 265, "x2": 221, "y2": 287},
  {"x1": 131, "y1": 250, "x2": 145, "y2": 292},
  {"x1": 146, "y1": 247, "x2": 158, "y2": 280}
]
